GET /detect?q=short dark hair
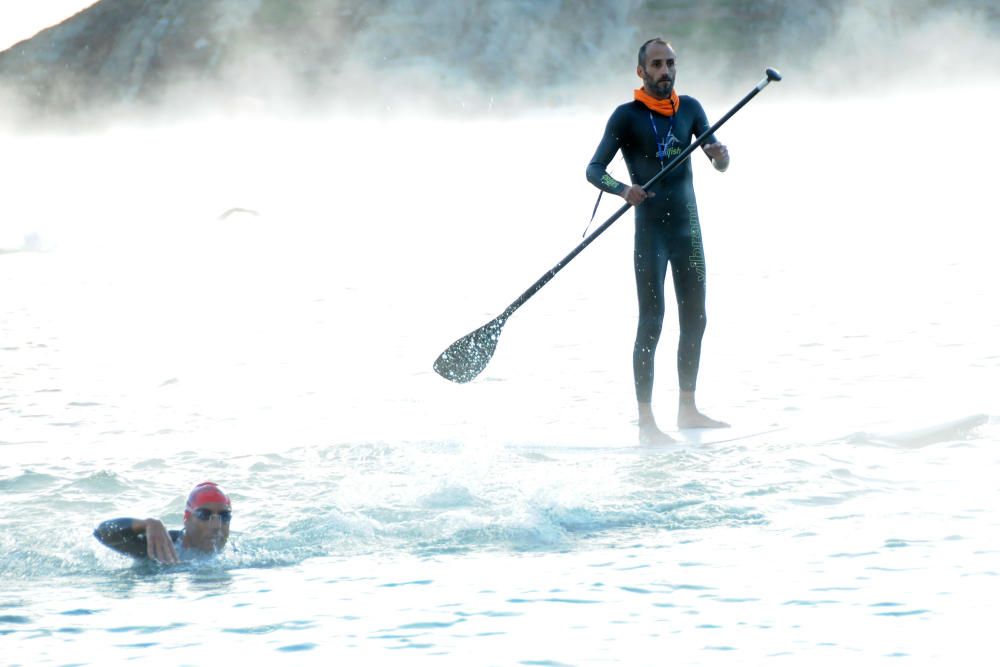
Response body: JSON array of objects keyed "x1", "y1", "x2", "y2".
[{"x1": 638, "y1": 38, "x2": 668, "y2": 69}]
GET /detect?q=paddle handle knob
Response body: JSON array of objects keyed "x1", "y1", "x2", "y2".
[{"x1": 756, "y1": 67, "x2": 783, "y2": 91}]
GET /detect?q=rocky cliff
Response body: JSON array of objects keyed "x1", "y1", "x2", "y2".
[{"x1": 0, "y1": 0, "x2": 996, "y2": 121}]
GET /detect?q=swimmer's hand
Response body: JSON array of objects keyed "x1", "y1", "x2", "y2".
[
  {"x1": 622, "y1": 185, "x2": 655, "y2": 206},
  {"x1": 139, "y1": 518, "x2": 179, "y2": 564},
  {"x1": 703, "y1": 142, "x2": 730, "y2": 171}
]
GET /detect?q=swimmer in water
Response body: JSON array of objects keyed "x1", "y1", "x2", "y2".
[{"x1": 93, "y1": 481, "x2": 232, "y2": 563}]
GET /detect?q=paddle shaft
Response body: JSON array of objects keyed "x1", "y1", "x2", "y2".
[{"x1": 497, "y1": 72, "x2": 777, "y2": 324}]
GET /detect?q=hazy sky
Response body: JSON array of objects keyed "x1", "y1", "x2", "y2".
[{"x1": 0, "y1": 0, "x2": 95, "y2": 51}]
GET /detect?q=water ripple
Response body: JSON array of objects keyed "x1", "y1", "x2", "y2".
[{"x1": 0, "y1": 471, "x2": 60, "y2": 492}]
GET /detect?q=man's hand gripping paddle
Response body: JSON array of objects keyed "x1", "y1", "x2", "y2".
[{"x1": 433, "y1": 68, "x2": 782, "y2": 384}]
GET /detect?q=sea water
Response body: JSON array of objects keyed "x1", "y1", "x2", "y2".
[{"x1": 2, "y1": 84, "x2": 998, "y2": 665}]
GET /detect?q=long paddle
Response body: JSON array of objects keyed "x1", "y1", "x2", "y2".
[{"x1": 434, "y1": 68, "x2": 782, "y2": 383}]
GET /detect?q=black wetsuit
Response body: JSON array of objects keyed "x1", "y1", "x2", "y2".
[
  {"x1": 94, "y1": 518, "x2": 183, "y2": 559},
  {"x1": 586, "y1": 96, "x2": 717, "y2": 402}
]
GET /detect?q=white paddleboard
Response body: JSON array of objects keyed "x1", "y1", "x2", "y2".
[{"x1": 507, "y1": 424, "x2": 786, "y2": 456}]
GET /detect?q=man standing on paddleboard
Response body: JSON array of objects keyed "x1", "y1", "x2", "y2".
[
  {"x1": 93, "y1": 481, "x2": 232, "y2": 563},
  {"x1": 587, "y1": 38, "x2": 729, "y2": 444}
]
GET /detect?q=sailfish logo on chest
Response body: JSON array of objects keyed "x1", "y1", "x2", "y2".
[
  {"x1": 656, "y1": 126, "x2": 679, "y2": 160},
  {"x1": 649, "y1": 112, "x2": 681, "y2": 163}
]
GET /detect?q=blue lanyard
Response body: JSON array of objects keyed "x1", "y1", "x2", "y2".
[{"x1": 648, "y1": 111, "x2": 675, "y2": 168}]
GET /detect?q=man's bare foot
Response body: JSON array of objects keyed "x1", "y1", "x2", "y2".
[
  {"x1": 637, "y1": 402, "x2": 675, "y2": 444},
  {"x1": 677, "y1": 408, "x2": 730, "y2": 429},
  {"x1": 639, "y1": 422, "x2": 676, "y2": 445},
  {"x1": 677, "y1": 391, "x2": 729, "y2": 429}
]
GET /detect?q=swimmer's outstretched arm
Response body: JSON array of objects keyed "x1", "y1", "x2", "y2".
[{"x1": 94, "y1": 517, "x2": 179, "y2": 564}]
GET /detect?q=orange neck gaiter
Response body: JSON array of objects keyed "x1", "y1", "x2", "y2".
[{"x1": 634, "y1": 88, "x2": 680, "y2": 116}]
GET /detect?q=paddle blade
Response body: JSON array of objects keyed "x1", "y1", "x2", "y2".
[{"x1": 433, "y1": 318, "x2": 505, "y2": 383}]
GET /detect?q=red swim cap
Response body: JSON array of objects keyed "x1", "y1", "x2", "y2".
[{"x1": 184, "y1": 481, "x2": 231, "y2": 520}]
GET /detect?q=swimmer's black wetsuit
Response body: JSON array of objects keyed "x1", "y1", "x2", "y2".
[
  {"x1": 586, "y1": 96, "x2": 717, "y2": 402},
  {"x1": 93, "y1": 518, "x2": 183, "y2": 559}
]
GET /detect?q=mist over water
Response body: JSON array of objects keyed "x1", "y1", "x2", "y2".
[{"x1": 2, "y1": 2, "x2": 1000, "y2": 664}]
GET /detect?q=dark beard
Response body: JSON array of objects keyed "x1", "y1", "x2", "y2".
[{"x1": 643, "y1": 72, "x2": 673, "y2": 98}]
